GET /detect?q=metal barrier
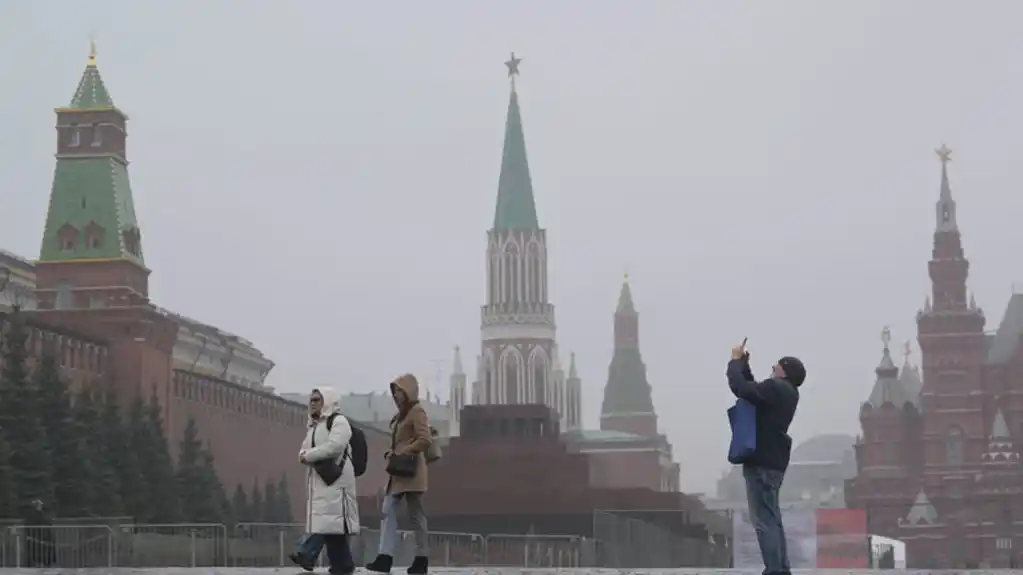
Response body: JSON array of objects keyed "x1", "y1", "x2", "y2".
[
  {"x1": 482, "y1": 533, "x2": 582, "y2": 567},
  {"x1": 0, "y1": 524, "x2": 114, "y2": 568},
  {"x1": 592, "y1": 509, "x2": 731, "y2": 568},
  {"x1": 113, "y1": 523, "x2": 229, "y2": 567}
]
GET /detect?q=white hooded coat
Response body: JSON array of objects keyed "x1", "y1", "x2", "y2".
[{"x1": 301, "y1": 386, "x2": 360, "y2": 534}]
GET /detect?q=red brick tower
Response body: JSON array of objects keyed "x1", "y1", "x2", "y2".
[{"x1": 916, "y1": 145, "x2": 986, "y2": 479}]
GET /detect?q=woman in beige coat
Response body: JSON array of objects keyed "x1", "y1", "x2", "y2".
[{"x1": 366, "y1": 374, "x2": 432, "y2": 574}]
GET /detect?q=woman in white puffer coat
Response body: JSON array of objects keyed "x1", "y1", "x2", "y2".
[{"x1": 290, "y1": 386, "x2": 360, "y2": 574}]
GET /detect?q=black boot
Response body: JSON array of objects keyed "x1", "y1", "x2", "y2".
[
  {"x1": 366, "y1": 553, "x2": 393, "y2": 573},
  {"x1": 407, "y1": 555, "x2": 428, "y2": 574},
  {"x1": 289, "y1": 551, "x2": 315, "y2": 572}
]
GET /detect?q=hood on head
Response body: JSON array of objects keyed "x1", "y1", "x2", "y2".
[
  {"x1": 391, "y1": 374, "x2": 420, "y2": 403},
  {"x1": 313, "y1": 386, "x2": 342, "y2": 416}
]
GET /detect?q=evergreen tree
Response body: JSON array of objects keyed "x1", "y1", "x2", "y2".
[
  {"x1": 99, "y1": 385, "x2": 137, "y2": 519},
  {"x1": 0, "y1": 430, "x2": 16, "y2": 518},
  {"x1": 176, "y1": 417, "x2": 220, "y2": 522},
  {"x1": 262, "y1": 477, "x2": 279, "y2": 523},
  {"x1": 0, "y1": 312, "x2": 53, "y2": 519},
  {"x1": 129, "y1": 392, "x2": 180, "y2": 523},
  {"x1": 276, "y1": 474, "x2": 294, "y2": 523},
  {"x1": 36, "y1": 347, "x2": 91, "y2": 517},
  {"x1": 144, "y1": 391, "x2": 181, "y2": 523},
  {"x1": 67, "y1": 385, "x2": 104, "y2": 516},
  {"x1": 230, "y1": 484, "x2": 249, "y2": 525},
  {"x1": 77, "y1": 385, "x2": 121, "y2": 517},
  {"x1": 201, "y1": 448, "x2": 229, "y2": 523},
  {"x1": 249, "y1": 479, "x2": 263, "y2": 523}
]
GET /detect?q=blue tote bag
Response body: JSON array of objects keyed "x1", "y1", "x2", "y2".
[{"x1": 727, "y1": 398, "x2": 757, "y2": 464}]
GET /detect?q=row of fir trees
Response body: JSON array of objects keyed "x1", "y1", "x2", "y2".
[{"x1": 0, "y1": 311, "x2": 294, "y2": 525}]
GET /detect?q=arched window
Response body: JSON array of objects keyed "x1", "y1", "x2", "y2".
[
  {"x1": 946, "y1": 426, "x2": 965, "y2": 465},
  {"x1": 504, "y1": 354, "x2": 520, "y2": 404},
  {"x1": 505, "y1": 243, "x2": 520, "y2": 305},
  {"x1": 532, "y1": 356, "x2": 547, "y2": 405},
  {"x1": 528, "y1": 242, "x2": 543, "y2": 303}
]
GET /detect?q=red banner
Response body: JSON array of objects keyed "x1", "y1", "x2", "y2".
[{"x1": 815, "y1": 508, "x2": 869, "y2": 568}]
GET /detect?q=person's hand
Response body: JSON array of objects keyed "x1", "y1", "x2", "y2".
[
  {"x1": 384, "y1": 450, "x2": 392, "y2": 460},
  {"x1": 731, "y1": 343, "x2": 746, "y2": 360},
  {"x1": 299, "y1": 450, "x2": 308, "y2": 464}
]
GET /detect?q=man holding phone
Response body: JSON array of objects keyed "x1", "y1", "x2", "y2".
[{"x1": 727, "y1": 341, "x2": 805, "y2": 575}]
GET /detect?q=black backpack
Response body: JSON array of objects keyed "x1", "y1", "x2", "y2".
[{"x1": 326, "y1": 413, "x2": 368, "y2": 477}]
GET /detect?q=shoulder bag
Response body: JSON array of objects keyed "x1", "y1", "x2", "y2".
[{"x1": 385, "y1": 414, "x2": 418, "y2": 478}]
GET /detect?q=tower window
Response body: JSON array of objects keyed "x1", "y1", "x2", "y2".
[
  {"x1": 69, "y1": 126, "x2": 81, "y2": 147},
  {"x1": 946, "y1": 425, "x2": 965, "y2": 465},
  {"x1": 91, "y1": 124, "x2": 102, "y2": 147},
  {"x1": 57, "y1": 223, "x2": 79, "y2": 251}
]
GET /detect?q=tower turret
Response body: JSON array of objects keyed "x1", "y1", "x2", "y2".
[
  {"x1": 600, "y1": 274, "x2": 657, "y2": 437},
  {"x1": 915, "y1": 145, "x2": 987, "y2": 472},
  {"x1": 566, "y1": 352, "x2": 582, "y2": 430},
  {"x1": 479, "y1": 53, "x2": 562, "y2": 418},
  {"x1": 449, "y1": 346, "x2": 467, "y2": 436},
  {"x1": 35, "y1": 42, "x2": 149, "y2": 310}
]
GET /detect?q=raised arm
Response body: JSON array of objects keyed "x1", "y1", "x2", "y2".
[
  {"x1": 727, "y1": 359, "x2": 775, "y2": 407},
  {"x1": 304, "y1": 415, "x2": 352, "y2": 462}
]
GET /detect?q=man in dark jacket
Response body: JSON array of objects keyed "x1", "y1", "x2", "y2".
[{"x1": 727, "y1": 343, "x2": 805, "y2": 575}]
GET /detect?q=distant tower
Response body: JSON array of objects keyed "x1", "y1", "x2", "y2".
[
  {"x1": 35, "y1": 41, "x2": 149, "y2": 310},
  {"x1": 566, "y1": 352, "x2": 582, "y2": 430},
  {"x1": 449, "y1": 346, "x2": 467, "y2": 436},
  {"x1": 600, "y1": 274, "x2": 658, "y2": 437},
  {"x1": 915, "y1": 145, "x2": 986, "y2": 471},
  {"x1": 477, "y1": 53, "x2": 566, "y2": 418}
]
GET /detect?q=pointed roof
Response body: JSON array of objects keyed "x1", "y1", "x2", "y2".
[
  {"x1": 452, "y1": 346, "x2": 464, "y2": 376},
  {"x1": 492, "y1": 55, "x2": 539, "y2": 231},
  {"x1": 867, "y1": 328, "x2": 912, "y2": 409},
  {"x1": 904, "y1": 489, "x2": 939, "y2": 526},
  {"x1": 617, "y1": 273, "x2": 636, "y2": 314},
  {"x1": 39, "y1": 45, "x2": 144, "y2": 265},
  {"x1": 898, "y1": 341, "x2": 923, "y2": 405},
  {"x1": 988, "y1": 293, "x2": 1023, "y2": 363},
  {"x1": 982, "y1": 405, "x2": 1020, "y2": 464},
  {"x1": 568, "y1": 352, "x2": 578, "y2": 380},
  {"x1": 992, "y1": 407, "x2": 1011, "y2": 439},
  {"x1": 68, "y1": 41, "x2": 116, "y2": 110},
  {"x1": 934, "y1": 144, "x2": 958, "y2": 233}
]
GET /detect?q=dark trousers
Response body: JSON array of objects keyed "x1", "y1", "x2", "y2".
[
  {"x1": 297, "y1": 532, "x2": 355, "y2": 574},
  {"x1": 743, "y1": 464, "x2": 789, "y2": 575}
]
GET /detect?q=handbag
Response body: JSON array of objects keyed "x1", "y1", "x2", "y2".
[
  {"x1": 385, "y1": 413, "x2": 419, "y2": 477},
  {"x1": 309, "y1": 419, "x2": 346, "y2": 486},
  {"x1": 727, "y1": 398, "x2": 757, "y2": 464},
  {"x1": 386, "y1": 453, "x2": 418, "y2": 477}
]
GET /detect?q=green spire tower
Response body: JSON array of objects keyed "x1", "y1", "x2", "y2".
[
  {"x1": 492, "y1": 53, "x2": 539, "y2": 231},
  {"x1": 35, "y1": 42, "x2": 150, "y2": 310},
  {"x1": 478, "y1": 54, "x2": 580, "y2": 429},
  {"x1": 600, "y1": 273, "x2": 658, "y2": 437}
]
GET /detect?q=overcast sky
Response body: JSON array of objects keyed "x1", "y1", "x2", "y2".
[{"x1": 3, "y1": 1, "x2": 1023, "y2": 493}]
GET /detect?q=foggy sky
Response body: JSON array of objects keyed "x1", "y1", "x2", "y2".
[{"x1": 3, "y1": 1, "x2": 1023, "y2": 493}]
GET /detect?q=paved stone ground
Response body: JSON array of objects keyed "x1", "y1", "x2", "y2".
[
  {"x1": 3, "y1": 570, "x2": 1023, "y2": 574},
  {"x1": 1, "y1": 564, "x2": 1023, "y2": 568}
]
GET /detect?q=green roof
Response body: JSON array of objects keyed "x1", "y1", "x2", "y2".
[
  {"x1": 493, "y1": 88, "x2": 539, "y2": 230},
  {"x1": 69, "y1": 62, "x2": 115, "y2": 110},
  {"x1": 39, "y1": 157, "x2": 144, "y2": 264}
]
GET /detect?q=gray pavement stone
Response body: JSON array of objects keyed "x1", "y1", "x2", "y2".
[{"x1": 1, "y1": 564, "x2": 1023, "y2": 568}]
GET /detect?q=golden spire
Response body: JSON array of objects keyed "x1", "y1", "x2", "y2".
[
  {"x1": 87, "y1": 38, "x2": 97, "y2": 67},
  {"x1": 623, "y1": 268, "x2": 629, "y2": 283},
  {"x1": 903, "y1": 340, "x2": 912, "y2": 362},
  {"x1": 935, "y1": 143, "x2": 952, "y2": 166}
]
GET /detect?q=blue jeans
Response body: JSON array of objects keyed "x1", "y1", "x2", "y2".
[
  {"x1": 296, "y1": 532, "x2": 354, "y2": 574},
  {"x1": 378, "y1": 492, "x2": 428, "y2": 556},
  {"x1": 743, "y1": 465, "x2": 789, "y2": 575}
]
